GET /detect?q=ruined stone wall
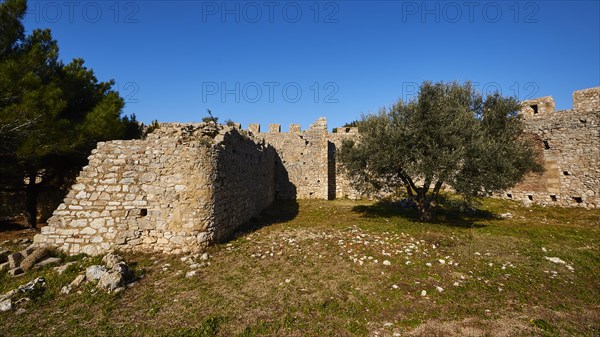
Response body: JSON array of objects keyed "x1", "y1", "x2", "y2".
[
  {"x1": 34, "y1": 87, "x2": 600, "y2": 256},
  {"x1": 248, "y1": 118, "x2": 330, "y2": 199},
  {"x1": 211, "y1": 131, "x2": 276, "y2": 242},
  {"x1": 504, "y1": 87, "x2": 599, "y2": 208},
  {"x1": 34, "y1": 124, "x2": 276, "y2": 255}
]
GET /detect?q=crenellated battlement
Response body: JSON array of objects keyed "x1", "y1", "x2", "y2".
[
  {"x1": 520, "y1": 96, "x2": 556, "y2": 117},
  {"x1": 573, "y1": 87, "x2": 600, "y2": 113},
  {"x1": 519, "y1": 87, "x2": 600, "y2": 118},
  {"x1": 244, "y1": 117, "x2": 329, "y2": 135}
]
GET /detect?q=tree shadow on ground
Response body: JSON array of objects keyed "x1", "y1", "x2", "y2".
[
  {"x1": 0, "y1": 219, "x2": 30, "y2": 232},
  {"x1": 225, "y1": 199, "x2": 300, "y2": 241},
  {"x1": 352, "y1": 200, "x2": 496, "y2": 229}
]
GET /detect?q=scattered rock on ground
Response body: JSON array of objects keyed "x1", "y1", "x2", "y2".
[
  {"x1": 1, "y1": 277, "x2": 47, "y2": 312},
  {"x1": 86, "y1": 265, "x2": 107, "y2": 281},
  {"x1": 20, "y1": 246, "x2": 35, "y2": 257},
  {"x1": 18, "y1": 277, "x2": 46, "y2": 293},
  {"x1": 61, "y1": 274, "x2": 86, "y2": 295},
  {"x1": 544, "y1": 256, "x2": 566, "y2": 264},
  {"x1": 54, "y1": 261, "x2": 76, "y2": 274},
  {"x1": 113, "y1": 287, "x2": 125, "y2": 295},
  {"x1": 71, "y1": 274, "x2": 86, "y2": 287},
  {"x1": 20, "y1": 248, "x2": 48, "y2": 271},
  {"x1": 0, "y1": 250, "x2": 9, "y2": 262},
  {"x1": 0, "y1": 299, "x2": 12, "y2": 312},
  {"x1": 102, "y1": 253, "x2": 124, "y2": 269},
  {"x1": 7, "y1": 253, "x2": 23, "y2": 269},
  {"x1": 0, "y1": 289, "x2": 18, "y2": 302},
  {"x1": 8, "y1": 267, "x2": 23, "y2": 276},
  {"x1": 35, "y1": 257, "x2": 61, "y2": 269},
  {"x1": 98, "y1": 262, "x2": 129, "y2": 292}
]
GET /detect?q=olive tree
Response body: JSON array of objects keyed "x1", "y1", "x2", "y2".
[{"x1": 339, "y1": 81, "x2": 542, "y2": 222}]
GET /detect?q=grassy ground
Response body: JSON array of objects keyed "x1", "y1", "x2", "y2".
[{"x1": 1, "y1": 198, "x2": 599, "y2": 336}]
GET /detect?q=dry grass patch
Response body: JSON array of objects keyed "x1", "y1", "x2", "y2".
[{"x1": 0, "y1": 198, "x2": 598, "y2": 336}]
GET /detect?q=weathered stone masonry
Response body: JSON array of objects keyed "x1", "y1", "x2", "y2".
[
  {"x1": 35, "y1": 87, "x2": 599, "y2": 255},
  {"x1": 34, "y1": 124, "x2": 276, "y2": 255},
  {"x1": 504, "y1": 87, "x2": 599, "y2": 208}
]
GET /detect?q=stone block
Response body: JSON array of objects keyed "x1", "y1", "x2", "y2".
[
  {"x1": 269, "y1": 124, "x2": 281, "y2": 133},
  {"x1": 8, "y1": 267, "x2": 23, "y2": 277},
  {"x1": 80, "y1": 227, "x2": 97, "y2": 236},
  {"x1": 0, "y1": 250, "x2": 9, "y2": 263},
  {"x1": 35, "y1": 257, "x2": 62, "y2": 268},
  {"x1": 20, "y1": 248, "x2": 48, "y2": 271},
  {"x1": 7, "y1": 253, "x2": 23, "y2": 269}
]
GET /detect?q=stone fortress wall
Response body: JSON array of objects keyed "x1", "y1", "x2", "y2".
[
  {"x1": 504, "y1": 87, "x2": 599, "y2": 208},
  {"x1": 34, "y1": 87, "x2": 599, "y2": 255}
]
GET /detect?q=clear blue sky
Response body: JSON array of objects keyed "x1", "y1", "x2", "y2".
[{"x1": 22, "y1": 0, "x2": 600, "y2": 131}]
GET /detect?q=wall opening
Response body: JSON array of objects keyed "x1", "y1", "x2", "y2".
[
  {"x1": 550, "y1": 195, "x2": 557, "y2": 202},
  {"x1": 563, "y1": 171, "x2": 570, "y2": 176},
  {"x1": 140, "y1": 209, "x2": 148, "y2": 217},
  {"x1": 530, "y1": 104, "x2": 539, "y2": 114},
  {"x1": 573, "y1": 197, "x2": 583, "y2": 203},
  {"x1": 506, "y1": 193, "x2": 512, "y2": 198},
  {"x1": 527, "y1": 195, "x2": 533, "y2": 201},
  {"x1": 543, "y1": 140, "x2": 550, "y2": 150}
]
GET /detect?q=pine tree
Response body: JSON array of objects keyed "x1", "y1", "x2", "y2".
[{"x1": 0, "y1": 0, "x2": 142, "y2": 227}]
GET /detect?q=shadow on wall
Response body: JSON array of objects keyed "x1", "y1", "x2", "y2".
[
  {"x1": 214, "y1": 143, "x2": 298, "y2": 242},
  {"x1": 327, "y1": 141, "x2": 336, "y2": 200},
  {"x1": 274, "y1": 149, "x2": 297, "y2": 200}
]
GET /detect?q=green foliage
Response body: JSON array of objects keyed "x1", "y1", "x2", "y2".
[
  {"x1": 531, "y1": 319, "x2": 558, "y2": 336},
  {"x1": 338, "y1": 81, "x2": 543, "y2": 221},
  {"x1": 202, "y1": 109, "x2": 218, "y2": 124},
  {"x1": 0, "y1": 0, "x2": 142, "y2": 226},
  {"x1": 143, "y1": 119, "x2": 160, "y2": 138},
  {"x1": 224, "y1": 118, "x2": 235, "y2": 127},
  {"x1": 333, "y1": 120, "x2": 360, "y2": 133},
  {"x1": 159, "y1": 317, "x2": 224, "y2": 337}
]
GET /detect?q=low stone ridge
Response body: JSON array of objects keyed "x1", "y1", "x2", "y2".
[{"x1": 33, "y1": 87, "x2": 599, "y2": 256}]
